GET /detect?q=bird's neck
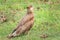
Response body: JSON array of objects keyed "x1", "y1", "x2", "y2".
[{"x1": 27, "y1": 11, "x2": 33, "y2": 14}]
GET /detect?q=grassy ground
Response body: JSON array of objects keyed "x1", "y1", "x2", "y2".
[{"x1": 0, "y1": 0, "x2": 60, "y2": 40}]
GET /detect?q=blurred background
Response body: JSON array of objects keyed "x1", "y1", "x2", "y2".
[{"x1": 0, "y1": 0, "x2": 60, "y2": 40}]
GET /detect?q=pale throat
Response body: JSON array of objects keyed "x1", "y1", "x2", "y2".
[
  {"x1": 27, "y1": 11, "x2": 33, "y2": 14},
  {"x1": 27, "y1": 9, "x2": 33, "y2": 14}
]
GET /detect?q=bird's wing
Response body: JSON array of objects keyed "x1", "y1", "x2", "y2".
[{"x1": 15, "y1": 18, "x2": 34, "y2": 35}]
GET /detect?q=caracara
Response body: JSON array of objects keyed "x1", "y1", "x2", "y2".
[{"x1": 8, "y1": 5, "x2": 34, "y2": 38}]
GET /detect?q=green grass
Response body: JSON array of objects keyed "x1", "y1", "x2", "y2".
[{"x1": 0, "y1": 0, "x2": 60, "y2": 40}]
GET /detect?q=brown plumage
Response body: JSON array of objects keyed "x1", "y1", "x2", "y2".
[{"x1": 8, "y1": 5, "x2": 34, "y2": 38}]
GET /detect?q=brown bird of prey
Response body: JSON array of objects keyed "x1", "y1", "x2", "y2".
[{"x1": 8, "y1": 5, "x2": 34, "y2": 38}]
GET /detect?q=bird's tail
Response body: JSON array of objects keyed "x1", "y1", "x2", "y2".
[{"x1": 7, "y1": 29, "x2": 17, "y2": 38}]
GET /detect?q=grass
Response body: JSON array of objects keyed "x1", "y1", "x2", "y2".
[{"x1": 0, "y1": 0, "x2": 60, "y2": 40}]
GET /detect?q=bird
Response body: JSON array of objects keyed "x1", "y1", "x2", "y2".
[{"x1": 7, "y1": 5, "x2": 34, "y2": 38}]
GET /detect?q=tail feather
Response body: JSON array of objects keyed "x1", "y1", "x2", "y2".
[
  {"x1": 7, "y1": 34, "x2": 14, "y2": 38},
  {"x1": 12, "y1": 29, "x2": 17, "y2": 33},
  {"x1": 8, "y1": 31, "x2": 17, "y2": 38}
]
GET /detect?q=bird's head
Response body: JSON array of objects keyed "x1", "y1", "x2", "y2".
[{"x1": 27, "y1": 5, "x2": 33, "y2": 13}]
